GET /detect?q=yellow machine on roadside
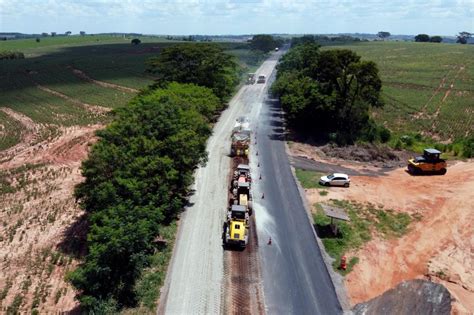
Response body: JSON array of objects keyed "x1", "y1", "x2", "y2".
[{"x1": 407, "y1": 148, "x2": 447, "y2": 175}]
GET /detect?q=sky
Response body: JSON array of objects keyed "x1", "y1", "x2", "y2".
[{"x1": 0, "y1": 0, "x2": 473, "y2": 36}]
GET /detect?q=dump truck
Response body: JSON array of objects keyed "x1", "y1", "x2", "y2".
[
  {"x1": 232, "y1": 164, "x2": 253, "y2": 214},
  {"x1": 408, "y1": 148, "x2": 447, "y2": 175},
  {"x1": 224, "y1": 205, "x2": 249, "y2": 247},
  {"x1": 231, "y1": 132, "x2": 250, "y2": 156}
]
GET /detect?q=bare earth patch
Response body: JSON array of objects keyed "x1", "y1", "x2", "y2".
[
  {"x1": 0, "y1": 121, "x2": 103, "y2": 313},
  {"x1": 289, "y1": 142, "x2": 474, "y2": 314},
  {"x1": 70, "y1": 67, "x2": 140, "y2": 94}
]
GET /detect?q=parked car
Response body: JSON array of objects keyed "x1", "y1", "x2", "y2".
[{"x1": 319, "y1": 173, "x2": 350, "y2": 187}]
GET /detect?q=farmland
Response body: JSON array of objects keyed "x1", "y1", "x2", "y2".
[
  {"x1": 0, "y1": 35, "x2": 263, "y2": 313},
  {"x1": 323, "y1": 41, "x2": 474, "y2": 142}
]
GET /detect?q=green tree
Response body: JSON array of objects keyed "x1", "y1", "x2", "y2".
[
  {"x1": 71, "y1": 83, "x2": 217, "y2": 310},
  {"x1": 430, "y1": 36, "x2": 443, "y2": 43},
  {"x1": 415, "y1": 34, "x2": 430, "y2": 42},
  {"x1": 377, "y1": 31, "x2": 391, "y2": 40},
  {"x1": 272, "y1": 45, "x2": 384, "y2": 143},
  {"x1": 291, "y1": 35, "x2": 318, "y2": 47},
  {"x1": 249, "y1": 34, "x2": 277, "y2": 53},
  {"x1": 147, "y1": 43, "x2": 238, "y2": 100},
  {"x1": 457, "y1": 31, "x2": 471, "y2": 44},
  {"x1": 275, "y1": 42, "x2": 320, "y2": 76},
  {"x1": 131, "y1": 38, "x2": 141, "y2": 45}
]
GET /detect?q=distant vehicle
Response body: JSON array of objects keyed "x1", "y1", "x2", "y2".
[
  {"x1": 247, "y1": 73, "x2": 256, "y2": 84},
  {"x1": 319, "y1": 173, "x2": 350, "y2": 187},
  {"x1": 407, "y1": 148, "x2": 447, "y2": 175},
  {"x1": 275, "y1": 47, "x2": 279, "y2": 51},
  {"x1": 257, "y1": 75, "x2": 266, "y2": 83}
]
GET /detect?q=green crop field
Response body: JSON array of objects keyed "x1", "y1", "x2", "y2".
[
  {"x1": 323, "y1": 42, "x2": 474, "y2": 142},
  {"x1": 0, "y1": 36, "x2": 260, "y2": 150}
]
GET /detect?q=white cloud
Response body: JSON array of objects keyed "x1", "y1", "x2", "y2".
[{"x1": 0, "y1": 0, "x2": 472, "y2": 34}]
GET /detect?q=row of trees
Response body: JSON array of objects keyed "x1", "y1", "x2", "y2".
[
  {"x1": 415, "y1": 34, "x2": 443, "y2": 43},
  {"x1": 249, "y1": 34, "x2": 283, "y2": 53},
  {"x1": 70, "y1": 44, "x2": 239, "y2": 312},
  {"x1": 272, "y1": 39, "x2": 387, "y2": 144},
  {"x1": 147, "y1": 43, "x2": 239, "y2": 100}
]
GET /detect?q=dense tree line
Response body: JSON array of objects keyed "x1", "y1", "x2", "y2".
[
  {"x1": 249, "y1": 34, "x2": 283, "y2": 53},
  {"x1": 147, "y1": 43, "x2": 239, "y2": 100},
  {"x1": 71, "y1": 44, "x2": 239, "y2": 312},
  {"x1": 415, "y1": 34, "x2": 443, "y2": 43},
  {"x1": 272, "y1": 40, "x2": 387, "y2": 144}
]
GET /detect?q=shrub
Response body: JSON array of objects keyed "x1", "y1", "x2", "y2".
[
  {"x1": 378, "y1": 126, "x2": 391, "y2": 143},
  {"x1": 0, "y1": 51, "x2": 25, "y2": 60},
  {"x1": 400, "y1": 135, "x2": 413, "y2": 146},
  {"x1": 462, "y1": 137, "x2": 474, "y2": 158}
]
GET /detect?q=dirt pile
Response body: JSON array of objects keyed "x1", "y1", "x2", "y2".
[
  {"x1": 352, "y1": 279, "x2": 451, "y2": 315},
  {"x1": 290, "y1": 141, "x2": 414, "y2": 169}
]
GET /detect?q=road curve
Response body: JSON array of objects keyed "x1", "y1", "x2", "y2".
[
  {"x1": 248, "y1": 67, "x2": 343, "y2": 314},
  {"x1": 161, "y1": 54, "x2": 281, "y2": 315}
]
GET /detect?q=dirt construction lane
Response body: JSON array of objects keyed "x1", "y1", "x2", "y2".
[{"x1": 161, "y1": 55, "x2": 281, "y2": 314}]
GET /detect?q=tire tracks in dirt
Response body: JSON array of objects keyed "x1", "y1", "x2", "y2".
[
  {"x1": 69, "y1": 66, "x2": 140, "y2": 93},
  {"x1": 35, "y1": 84, "x2": 111, "y2": 115},
  {"x1": 0, "y1": 107, "x2": 41, "y2": 162}
]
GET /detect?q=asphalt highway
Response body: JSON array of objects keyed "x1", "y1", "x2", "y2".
[{"x1": 249, "y1": 67, "x2": 343, "y2": 314}]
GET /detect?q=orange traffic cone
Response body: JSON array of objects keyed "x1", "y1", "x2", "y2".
[
  {"x1": 268, "y1": 237, "x2": 272, "y2": 245},
  {"x1": 257, "y1": 162, "x2": 260, "y2": 167},
  {"x1": 256, "y1": 151, "x2": 258, "y2": 156},
  {"x1": 262, "y1": 193, "x2": 265, "y2": 199}
]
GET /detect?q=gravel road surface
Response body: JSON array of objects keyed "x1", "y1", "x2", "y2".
[{"x1": 162, "y1": 54, "x2": 281, "y2": 315}]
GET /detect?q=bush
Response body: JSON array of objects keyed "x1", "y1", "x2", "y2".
[
  {"x1": 400, "y1": 135, "x2": 413, "y2": 146},
  {"x1": 462, "y1": 137, "x2": 474, "y2": 158},
  {"x1": 378, "y1": 126, "x2": 391, "y2": 143},
  {"x1": 0, "y1": 51, "x2": 25, "y2": 60}
]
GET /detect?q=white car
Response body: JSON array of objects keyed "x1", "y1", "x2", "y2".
[{"x1": 319, "y1": 173, "x2": 350, "y2": 187}]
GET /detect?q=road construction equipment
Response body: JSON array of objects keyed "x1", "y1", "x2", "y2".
[
  {"x1": 232, "y1": 116, "x2": 251, "y2": 134},
  {"x1": 407, "y1": 148, "x2": 447, "y2": 175},
  {"x1": 257, "y1": 75, "x2": 266, "y2": 84},
  {"x1": 232, "y1": 164, "x2": 253, "y2": 214},
  {"x1": 231, "y1": 131, "x2": 250, "y2": 156},
  {"x1": 224, "y1": 205, "x2": 249, "y2": 247}
]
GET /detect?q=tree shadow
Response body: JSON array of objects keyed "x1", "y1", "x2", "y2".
[{"x1": 57, "y1": 213, "x2": 89, "y2": 259}]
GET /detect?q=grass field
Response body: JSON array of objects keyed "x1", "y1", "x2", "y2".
[
  {"x1": 323, "y1": 42, "x2": 474, "y2": 142},
  {"x1": 0, "y1": 36, "x2": 260, "y2": 150}
]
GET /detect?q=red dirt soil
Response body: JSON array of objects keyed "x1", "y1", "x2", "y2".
[
  {"x1": 0, "y1": 108, "x2": 103, "y2": 313},
  {"x1": 290, "y1": 142, "x2": 474, "y2": 314}
]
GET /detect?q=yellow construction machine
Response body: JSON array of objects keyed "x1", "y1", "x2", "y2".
[{"x1": 407, "y1": 148, "x2": 447, "y2": 175}]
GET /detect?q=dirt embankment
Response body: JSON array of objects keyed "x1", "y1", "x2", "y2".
[
  {"x1": 289, "y1": 141, "x2": 474, "y2": 314},
  {"x1": 0, "y1": 108, "x2": 103, "y2": 313}
]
